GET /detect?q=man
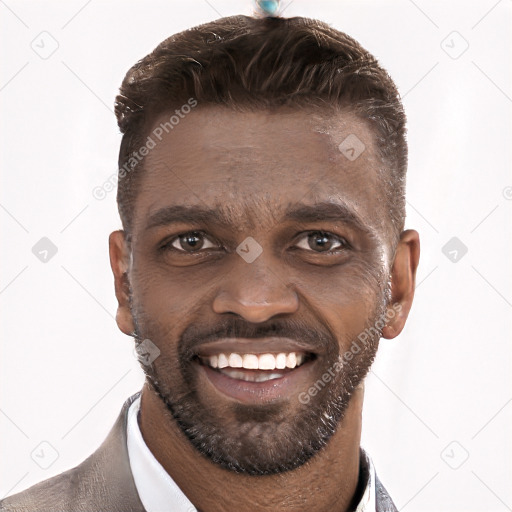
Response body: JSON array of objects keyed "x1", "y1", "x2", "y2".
[{"x1": 1, "y1": 10, "x2": 419, "y2": 512}]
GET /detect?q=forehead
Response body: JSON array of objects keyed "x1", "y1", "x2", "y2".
[{"x1": 132, "y1": 105, "x2": 387, "y2": 235}]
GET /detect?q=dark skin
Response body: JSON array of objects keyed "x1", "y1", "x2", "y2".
[{"x1": 109, "y1": 106, "x2": 420, "y2": 512}]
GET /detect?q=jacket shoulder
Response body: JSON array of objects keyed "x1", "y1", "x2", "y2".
[
  {"x1": 0, "y1": 463, "x2": 87, "y2": 512},
  {"x1": 0, "y1": 393, "x2": 145, "y2": 512}
]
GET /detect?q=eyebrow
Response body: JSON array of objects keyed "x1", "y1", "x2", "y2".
[
  {"x1": 282, "y1": 202, "x2": 369, "y2": 233},
  {"x1": 145, "y1": 201, "x2": 372, "y2": 235}
]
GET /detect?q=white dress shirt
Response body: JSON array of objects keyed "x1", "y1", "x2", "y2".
[{"x1": 127, "y1": 395, "x2": 376, "y2": 512}]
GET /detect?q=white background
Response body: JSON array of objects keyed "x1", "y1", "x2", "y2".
[{"x1": 1, "y1": 1, "x2": 511, "y2": 511}]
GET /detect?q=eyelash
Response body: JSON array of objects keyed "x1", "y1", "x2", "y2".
[{"x1": 160, "y1": 230, "x2": 351, "y2": 255}]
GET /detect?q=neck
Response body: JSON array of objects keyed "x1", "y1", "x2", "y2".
[{"x1": 139, "y1": 381, "x2": 365, "y2": 512}]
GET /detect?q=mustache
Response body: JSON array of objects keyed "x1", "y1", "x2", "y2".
[{"x1": 179, "y1": 315, "x2": 337, "y2": 359}]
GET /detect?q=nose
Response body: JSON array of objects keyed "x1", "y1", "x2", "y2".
[{"x1": 212, "y1": 252, "x2": 299, "y2": 323}]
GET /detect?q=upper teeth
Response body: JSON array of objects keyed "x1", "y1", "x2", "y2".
[{"x1": 202, "y1": 352, "x2": 306, "y2": 370}]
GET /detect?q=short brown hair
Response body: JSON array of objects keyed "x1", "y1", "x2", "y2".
[{"x1": 115, "y1": 15, "x2": 407, "y2": 239}]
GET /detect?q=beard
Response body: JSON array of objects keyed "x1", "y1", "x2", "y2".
[{"x1": 131, "y1": 288, "x2": 388, "y2": 476}]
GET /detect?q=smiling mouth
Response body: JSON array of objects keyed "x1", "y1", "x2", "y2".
[{"x1": 197, "y1": 351, "x2": 315, "y2": 383}]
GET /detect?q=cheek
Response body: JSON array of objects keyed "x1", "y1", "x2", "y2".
[
  {"x1": 299, "y1": 253, "x2": 382, "y2": 298},
  {"x1": 131, "y1": 256, "x2": 204, "y2": 309},
  {"x1": 129, "y1": 260, "x2": 215, "y2": 355},
  {"x1": 296, "y1": 261, "x2": 384, "y2": 345}
]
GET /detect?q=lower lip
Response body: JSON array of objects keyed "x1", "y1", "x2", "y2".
[{"x1": 198, "y1": 360, "x2": 316, "y2": 404}]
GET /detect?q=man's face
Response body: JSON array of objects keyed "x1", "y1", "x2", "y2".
[{"x1": 123, "y1": 106, "x2": 394, "y2": 475}]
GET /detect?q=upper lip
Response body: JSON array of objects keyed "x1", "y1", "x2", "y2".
[{"x1": 194, "y1": 337, "x2": 319, "y2": 357}]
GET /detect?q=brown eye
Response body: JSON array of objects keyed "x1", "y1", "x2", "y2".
[
  {"x1": 167, "y1": 231, "x2": 217, "y2": 252},
  {"x1": 295, "y1": 231, "x2": 348, "y2": 253}
]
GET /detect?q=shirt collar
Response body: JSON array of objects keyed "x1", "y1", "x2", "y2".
[
  {"x1": 127, "y1": 395, "x2": 376, "y2": 512},
  {"x1": 127, "y1": 395, "x2": 196, "y2": 512}
]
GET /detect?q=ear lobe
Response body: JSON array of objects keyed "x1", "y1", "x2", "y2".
[
  {"x1": 381, "y1": 229, "x2": 420, "y2": 340},
  {"x1": 109, "y1": 230, "x2": 135, "y2": 336}
]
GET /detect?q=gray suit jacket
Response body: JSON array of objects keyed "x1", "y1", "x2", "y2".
[{"x1": 1, "y1": 393, "x2": 398, "y2": 512}]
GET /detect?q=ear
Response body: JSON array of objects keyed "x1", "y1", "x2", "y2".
[
  {"x1": 109, "y1": 230, "x2": 135, "y2": 336},
  {"x1": 381, "y1": 229, "x2": 420, "y2": 339}
]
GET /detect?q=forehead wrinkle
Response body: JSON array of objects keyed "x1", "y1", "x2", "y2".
[{"x1": 218, "y1": 194, "x2": 289, "y2": 232}]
